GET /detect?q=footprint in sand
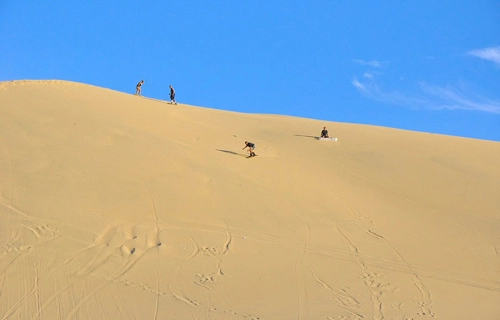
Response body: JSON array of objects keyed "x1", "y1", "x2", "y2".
[{"x1": 195, "y1": 273, "x2": 217, "y2": 284}]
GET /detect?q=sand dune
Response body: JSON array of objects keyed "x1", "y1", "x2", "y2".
[{"x1": 1, "y1": 80, "x2": 499, "y2": 319}]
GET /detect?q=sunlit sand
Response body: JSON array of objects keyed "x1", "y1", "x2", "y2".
[{"x1": 1, "y1": 80, "x2": 499, "y2": 319}]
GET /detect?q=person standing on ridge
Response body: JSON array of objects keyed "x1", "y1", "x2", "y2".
[
  {"x1": 169, "y1": 85, "x2": 177, "y2": 104},
  {"x1": 242, "y1": 141, "x2": 256, "y2": 157},
  {"x1": 135, "y1": 80, "x2": 144, "y2": 95}
]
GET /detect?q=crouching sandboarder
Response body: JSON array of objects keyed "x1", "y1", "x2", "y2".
[{"x1": 242, "y1": 141, "x2": 256, "y2": 157}]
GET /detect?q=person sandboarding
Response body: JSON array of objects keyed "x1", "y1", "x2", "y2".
[
  {"x1": 321, "y1": 127, "x2": 329, "y2": 138},
  {"x1": 319, "y1": 126, "x2": 338, "y2": 141},
  {"x1": 242, "y1": 141, "x2": 256, "y2": 157}
]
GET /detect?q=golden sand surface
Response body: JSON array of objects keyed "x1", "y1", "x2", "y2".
[{"x1": 1, "y1": 80, "x2": 499, "y2": 319}]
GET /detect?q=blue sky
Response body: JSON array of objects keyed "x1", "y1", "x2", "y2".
[{"x1": 1, "y1": 1, "x2": 499, "y2": 141}]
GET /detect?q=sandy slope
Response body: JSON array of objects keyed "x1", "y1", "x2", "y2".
[{"x1": 0, "y1": 80, "x2": 499, "y2": 320}]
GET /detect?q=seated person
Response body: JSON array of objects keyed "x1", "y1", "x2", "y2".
[{"x1": 320, "y1": 127, "x2": 329, "y2": 138}]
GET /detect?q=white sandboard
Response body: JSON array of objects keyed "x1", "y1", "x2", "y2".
[{"x1": 317, "y1": 137, "x2": 338, "y2": 141}]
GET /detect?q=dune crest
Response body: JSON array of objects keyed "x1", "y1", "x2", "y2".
[{"x1": 1, "y1": 80, "x2": 499, "y2": 319}]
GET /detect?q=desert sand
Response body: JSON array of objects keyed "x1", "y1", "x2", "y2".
[{"x1": 1, "y1": 80, "x2": 499, "y2": 320}]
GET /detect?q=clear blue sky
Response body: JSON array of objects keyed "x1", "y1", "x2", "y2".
[{"x1": 1, "y1": 1, "x2": 499, "y2": 141}]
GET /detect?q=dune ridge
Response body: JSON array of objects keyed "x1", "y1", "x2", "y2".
[{"x1": 1, "y1": 80, "x2": 499, "y2": 319}]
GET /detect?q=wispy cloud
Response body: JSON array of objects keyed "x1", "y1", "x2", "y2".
[
  {"x1": 420, "y1": 83, "x2": 500, "y2": 113},
  {"x1": 468, "y1": 46, "x2": 500, "y2": 66},
  {"x1": 352, "y1": 59, "x2": 384, "y2": 68},
  {"x1": 351, "y1": 76, "x2": 428, "y2": 107},
  {"x1": 351, "y1": 78, "x2": 366, "y2": 91},
  {"x1": 362, "y1": 72, "x2": 375, "y2": 79},
  {"x1": 351, "y1": 55, "x2": 500, "y2": 114},
  {"x1": 351, "y1": 75, "x2": 500, "y2": 114}
]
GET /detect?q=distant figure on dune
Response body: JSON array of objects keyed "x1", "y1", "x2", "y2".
[
  {"x1": 135, "y1": 80, "x2": 144, "y2": 95},
  {"x1": 169, "y1": 85, "x2": 176, "y2": 104},
  {"x1": 243, "y1": 141, "x2": 256, "y2": 157},
  {"x1": 321, "y1": 127, "x2": 329, "y2": 138}
]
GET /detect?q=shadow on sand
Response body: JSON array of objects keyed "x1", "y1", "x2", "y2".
[
  {"x1": 294, "y1": 134, "x2": 318, "y2": 139},
  {"x1": 216, "y1": 149, "x2": 247, "y2": 157}
]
